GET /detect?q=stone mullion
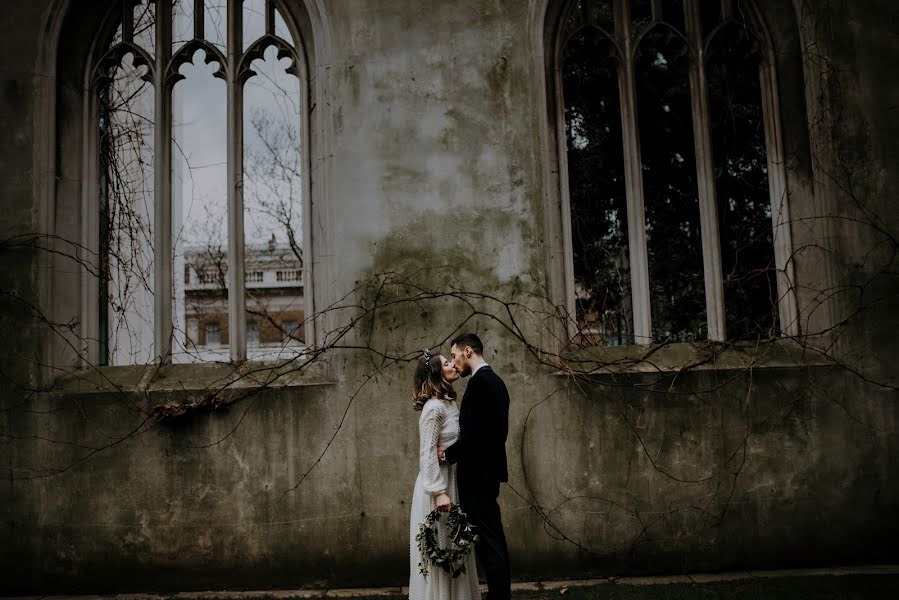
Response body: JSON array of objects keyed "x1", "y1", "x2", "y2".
[
  {"x1": 194, "y1": 0, "x2": 205, "y2": 39},
  {"x1": 227, "y1": 0, "x2": 247, "y2": 361},
  {"x1": 553, "y1": 27, "x2": 578, "y2": 341},
  {"x1": 295, "y1": 35, "x2": 316, "y2": 349},
  {"x1": 154, "y1": 0, "x2": 174, "y2": 362},
  {"x1": 265, "y1": 0, "x2": 275, "y2": 36},
  {"x1": 83, "y1": 81, "x2": 103, "y2": 365},
  {"x1": 759, "y1": 48, "x2": 800, "y2": 336},
  {"x1": 615, "y1": 0, "x2": 652, "y2": 344},
  {"x1": 721, "y1": 0, "x2": 734, "y2": 21},
  {"x1": 685, "y1": 0, "x2": 726, "y2": 341},
  {"x1": 122, "y1": 0, "x2": 135, "y2": 43}
]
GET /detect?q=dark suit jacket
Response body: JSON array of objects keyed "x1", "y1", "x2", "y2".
[{"x1": 444, "y1": 365, "x2": 509, "y2": 491}]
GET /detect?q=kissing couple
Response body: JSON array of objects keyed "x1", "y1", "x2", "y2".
[{"x1": 408, "y1": 333, "x2": 512, "y2": 600}]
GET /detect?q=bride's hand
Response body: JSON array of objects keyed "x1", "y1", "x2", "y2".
[{"x1": 435, "y1": 492, "x2": 452, "y2": 512}]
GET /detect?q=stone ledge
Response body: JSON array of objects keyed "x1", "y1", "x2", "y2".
[
  {"x1": 554, "y1": 339, "x2": 837, "y2": 376},
  {"x1": 51, "y1": 358, "x2": 334, "y2": 395}
]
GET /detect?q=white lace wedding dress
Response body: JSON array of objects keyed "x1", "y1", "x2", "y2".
[{"x1": 409, "y1": 398, "x2": 481, "y2": 600}]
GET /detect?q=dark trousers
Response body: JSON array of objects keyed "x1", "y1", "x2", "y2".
[{"x1": 460, "y1": 483, "x2": 511, "y2": 600}]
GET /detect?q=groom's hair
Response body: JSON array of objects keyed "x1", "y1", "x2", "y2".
[{"x1": 451, "y1": 332, "x2": 484, "y2": 356}]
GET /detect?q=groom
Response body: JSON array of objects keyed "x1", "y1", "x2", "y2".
[{"x1": 438, "y1": 332, "x2": 511, "y2": 600}]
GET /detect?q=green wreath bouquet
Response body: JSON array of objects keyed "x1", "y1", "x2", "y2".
[{"x1": 416, "y1": 504, "x2": 479, "y2": 578}]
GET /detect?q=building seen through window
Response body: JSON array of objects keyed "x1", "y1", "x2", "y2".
[{"x1": 182, "y1": 242, "x2": 305, "y2": 360}]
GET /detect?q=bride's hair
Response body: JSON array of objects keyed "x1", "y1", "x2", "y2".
[{"x1": 412, "y1": 354, "x2": 457, "y2": 411}]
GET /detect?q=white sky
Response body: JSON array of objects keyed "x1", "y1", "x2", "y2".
[{"x1": 141, "y1": 0, "x2": 301, "y2": 252}]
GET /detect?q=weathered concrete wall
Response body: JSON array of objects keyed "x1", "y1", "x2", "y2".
[
  {"x1": 801, "y1": 0, "x2": 899, "y2": 381},
  {"x1": 0, "y1": 0, "x2": 45, "y2": 390},
  {"x1": 1, "y1": 0, "x2": 897, "y2": 594},
  {"x1": 322, "y1": 0, "x2": 537, "y2": 295},
  {"x1": 3, "y1": 360, "x2": 898, "y2": 593}
]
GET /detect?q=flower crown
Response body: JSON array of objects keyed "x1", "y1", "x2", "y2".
[{"x1": 421, "y1": 348, "x2": 432, "y2": 363}]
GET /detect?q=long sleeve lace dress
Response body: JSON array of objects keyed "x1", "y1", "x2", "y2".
[{"x1": 409, "y1": 398, "x2": 481, "y2": 600}]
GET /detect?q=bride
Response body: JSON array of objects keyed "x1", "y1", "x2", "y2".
[{"x1": 409, "y1": 352, "x2": 481, "y2": 600}]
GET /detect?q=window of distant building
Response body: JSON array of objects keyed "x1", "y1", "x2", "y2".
[
  {"x1": 276, "y1": 269, "x2": 301, "y2": 282},
  {"x1": 246, "y1": 320, "x2": 260, "y2": 345},
  {"x1": 90, "y1": 0, "x2": 312, "y2": 365},
  {"x1": 205, "y1": 320, "x2": 221, "y2": 346},
  {"x1": 549, "y1": 0, "x2": 798, "y2": 345},
  {"x1": 281, "y1": 319, "x2": 299, "y2": 343}
]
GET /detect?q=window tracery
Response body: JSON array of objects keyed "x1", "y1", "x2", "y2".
[
  {"x1": 89, "y1": 0, "x2": 311, "y2": 364},
  {"x1": 555, "y1": 0, "x2": 798, "y2": 345}
]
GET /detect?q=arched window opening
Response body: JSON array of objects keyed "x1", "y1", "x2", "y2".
[
  {"x1": 636, "y1": 24, "x2": 707, "y2": 342},
  {"x1": 560, "y1": 14, "x2": 632, "y2": 346},
  {"x1": 242, "y1": 42, "x2": 305, "y2": 359},
  {"x1": 90, "y1": 0, "x2": 311, "y2": 365},
  {"x1": 554, "y1": 0, "x2": 798, "y2": 345},
  {"x1": 98, "y1": 50, "x2": 156, "y2": 365},
  {"x1": 171, "y1": 46, "x2": 228, "y2": 362},
  {"x1": 707, "y1": 21, "x2": 781, "y2": 340}
]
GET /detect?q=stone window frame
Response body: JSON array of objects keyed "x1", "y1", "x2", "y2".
[
  {"x1": 544, "y1": 0, "x2": 800, "y2": 345},
  {"x1": 81, "y1": 0, "x2": 316, "y2": 364},
  {"x1": 34, "y1": 0, "x2": 334, "y2": 378}
]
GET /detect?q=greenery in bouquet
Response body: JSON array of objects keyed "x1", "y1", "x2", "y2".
[{"x1": 416, "y1": 504, "x2": 479, "y2": 578}]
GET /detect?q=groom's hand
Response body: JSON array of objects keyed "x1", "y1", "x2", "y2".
[
  {"x1": 435, "y1": 492, "x2": 452, "y2": 512},
  {"x1": 436, "y1": 445, "x2": 446, "y2": 463}
]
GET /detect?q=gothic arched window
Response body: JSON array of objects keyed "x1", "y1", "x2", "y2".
[
  {"x1": 554, "y1": 0, "x2": 798, "y2": 345},
  {"x1": 87, "y1": 0, "x2": 312, "y2": 365}
]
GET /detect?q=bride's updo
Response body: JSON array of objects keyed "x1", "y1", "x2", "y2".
[{"x1": 411, "y1": 353, "x2": 457, "y2": 411}]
